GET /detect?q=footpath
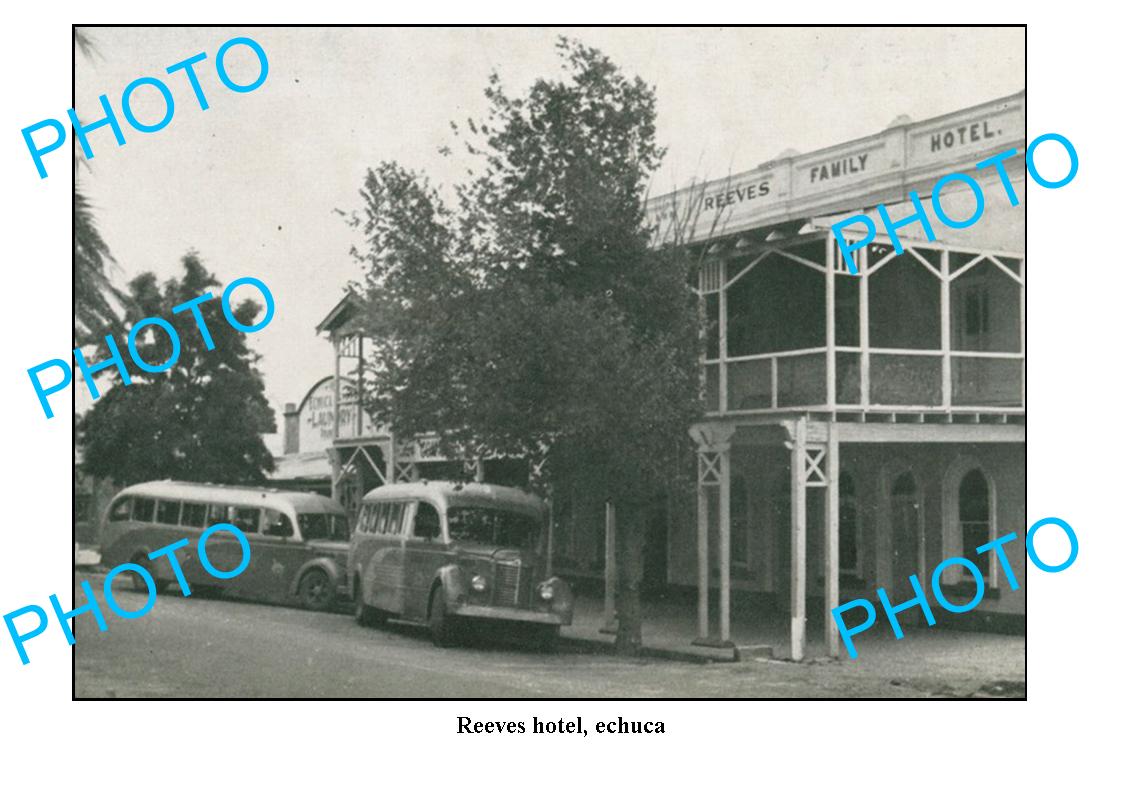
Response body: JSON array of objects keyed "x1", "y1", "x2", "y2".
[{"x1": 561, "y1": 593, "x2": 1025, "y2": 697}]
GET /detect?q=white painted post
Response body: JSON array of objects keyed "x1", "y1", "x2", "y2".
[
  {"x1": 771, "y1": 357, "x2": 779, "y2": 409},
  {"x1": 697, "y1": 461, "x2": 710, "y2": 640},
  {"x1": 941, "y1": 249, "x2": 951, "y2": 408},
  {"x1": 602, "y1": 500, "x2": 617, "y2": 633},
  {"x1": 719, "y1": 444, "x2": 732, "y2": 643},
  {"x1": 719, "y1": 259, "x2": 728, "y2": 414},
  {"x1": 329, "y1": 448, "x2": 341, "y2": 504},
  {"x1": 333, "y1": 337, "x2": 342, "y2": 440},
  {"x1": 859, "y1": 246, "x2": 870, "y2": 408},
  {"x1": 546, "y1": 497, "x2": 555, "y2": 577},
  {"x1": 824, "y1": 424, "x2": 840, "y2": 658},
  {"x1": 357, "y1": 335, "x2": 364, "y2": 437},
  {"x1": 790, "y1": 418, "x2": 807, "y2": 661},
  {"x1": 826, "y1": 237, "x2": 836, "y2": 408}
]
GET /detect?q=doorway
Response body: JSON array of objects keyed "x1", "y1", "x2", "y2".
[{"x1": 890, "y1": 471, "x2": 922, "y2": 613}]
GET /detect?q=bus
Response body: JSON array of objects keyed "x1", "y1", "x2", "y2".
[
  {"x1": 99, "y1": 481, "x2": 350, "y2": 611},
  {"x1": 348, "y1": 481, "x2": 574, "y2": 649}
]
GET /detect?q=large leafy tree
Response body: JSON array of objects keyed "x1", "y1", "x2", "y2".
[
  {"x1": 78, "y1": 253, "x2": 276, "y2": 485},
  {"x1": 347, "y1": 38, "x2": 702, "y2": 653}
]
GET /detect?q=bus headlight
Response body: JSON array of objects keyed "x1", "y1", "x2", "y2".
[
  {"x1": 471, "y1": 575, "x2": 488, "y2": 593},
  {"x1": 538, "y1": 582, "x2": 555, "y2": 601}
]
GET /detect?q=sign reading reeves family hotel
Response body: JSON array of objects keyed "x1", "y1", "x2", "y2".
[{"x1": 645, "y1": 91, "x2": 1025, "y2": 244}]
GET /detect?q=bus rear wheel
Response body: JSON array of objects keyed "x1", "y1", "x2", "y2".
[{"x1": 298, "y1": 569, "x2": 335, "y2": 612}]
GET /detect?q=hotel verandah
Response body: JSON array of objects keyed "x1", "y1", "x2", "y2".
[{"x1": 314, "y1": 91, "x2": 1026, "y2": 660}]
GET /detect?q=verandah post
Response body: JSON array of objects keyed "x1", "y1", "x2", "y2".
[
  {"x1": 824, "y1": 423, "x2": 840, "y2": 658},
  {"x1": 601, "y1": 500, "x2": 617, "y2": 633},
  {"x1": 719, "y1": 443, "x2": 731, "y2": 643},
  {"x1": 696, "y1": 465, "x2": 709, "y2": 640},
  {"x1": 790, "y1": 417, "x2": 807, "y2": 661}
]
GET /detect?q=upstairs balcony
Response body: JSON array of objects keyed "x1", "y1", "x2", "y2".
[{"x1": 700, "y1": 230, "x2": 1024, "y2": 420}]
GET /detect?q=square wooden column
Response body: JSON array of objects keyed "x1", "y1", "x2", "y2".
[
  {"x1": 689, "y1": 422, "x2": 735, "y2": 647},
  {"x1": 718, "y1": 444, "x2": 732, "y2": 642},
  {"x1": 824, "y1": 424, "x2": 840, "y2": 658},
  {"x1": 789, "y1": 418, "x2": 807, "y2": 661},
  {"x1": 328, "y1": 447, "x2": 342, "y2": 504},
  {"x1": 332, "y1": 337, "x2": 342, "y2": 439},
  {"x1": 601, "y1": 501, "x2": 617, "y2": 634},
  {"x1": 385, "y1": 435, "x2": 397, "y2": 484},
  {"x1": 696, "y1": 470, "x2": 709, "y2": 639}
]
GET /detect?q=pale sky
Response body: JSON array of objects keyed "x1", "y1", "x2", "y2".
[{"x1": 74, "y1": 26, "x2": 1025, "y2": 455}]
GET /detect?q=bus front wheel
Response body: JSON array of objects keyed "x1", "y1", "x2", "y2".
[
  {"x1": 298, "y1": 569, "x2": 335, "y2": 612},
  {"x1": 128, "y1": 555, "x2": 163, "y2": 594}
]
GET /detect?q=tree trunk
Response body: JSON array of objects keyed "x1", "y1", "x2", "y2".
[{"x1": 614, "y1": 508, "x2": 645, "y2": 655}]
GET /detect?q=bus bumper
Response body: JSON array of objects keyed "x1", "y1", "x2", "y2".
[{"x1": 451, "y1": 605, "x2": 567, "y2": 625}]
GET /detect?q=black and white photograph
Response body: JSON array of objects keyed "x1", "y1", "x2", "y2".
[
  {"x1": 16, "y1": 7, "x2": 1123, "y2": 792},
  {"x1": 64, "y1": 25, "x2": 1031, "y2": 700}
]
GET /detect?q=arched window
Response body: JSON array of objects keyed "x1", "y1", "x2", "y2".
[
  {"x1": 839, "y1": 472, "x2": 860, "y2": 577},
  {"x1": 959, "y1": 468, "x2": 992, "y2": 574},
  {"x1": 892, "y1": 471, "x2": 918, "y2": 498}
]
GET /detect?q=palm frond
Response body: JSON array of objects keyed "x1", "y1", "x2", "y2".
[
  {"x1": 74, "y1": 29, "x2": 101, "y2": 61},
  {"x1": 74, "y1": 185, "x2": 128, "y2": 345}
]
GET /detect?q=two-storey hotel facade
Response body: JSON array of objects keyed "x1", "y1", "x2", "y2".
[
  {"x1": 657, "y1": 91, "x2": 1026, "y2": 659},
  {"x1": 315, "y1": 91, "x2": 1026, "y2": 659}
]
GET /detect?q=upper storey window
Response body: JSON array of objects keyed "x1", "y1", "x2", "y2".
[
  {"x1": 726, "y1": 241, "x2": 826, "y2": 357},
  {"x1": 868, "y1": 249, "x2": 941, "y2": 350}
]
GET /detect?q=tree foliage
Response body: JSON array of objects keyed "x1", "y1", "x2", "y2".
[
  {"x1": 74, "y1": 28, "x2": 129, "y2": 345},
  {"x1": 78, "y1": 253, "x2": 276, "y2": 486},
  {"x1": 346, "y1": 39, "x2": 703, "y2": 652},
  {"x1": 75, "y1": 183, "x2": 128, "y2": 344}
]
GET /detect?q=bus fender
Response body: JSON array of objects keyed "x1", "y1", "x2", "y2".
[
  {"x1": 432, "y1": 565, "x2": 468, "y2": 611},
  {"x1": 122, "y1": 544, "x2": 156, "y2": 571},
  {"x1": 290, "y1": 556, "x2": 343, "y2": 596}
]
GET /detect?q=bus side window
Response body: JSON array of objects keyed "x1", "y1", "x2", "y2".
[
  {"x1": 354, "y1": 504, "x2": 370, "y2": 535},
  {"x1": 132, "y1": 498, "x2": 156, "y2": 523},
  {"x1": 233, "y1": 506, "x2": 261, "y2": 536},
  {"x1": 207, "y1": 504, "x2": 230, "y2": 526},
  {"x1": 109, "y1": 497, "x2": 131, "y2": 521},
  {"x1": 360, "y1": 504, "x2": 378, "y2": 535},
  {"x1": 385, "y1": 503, "x2": 404, "y2": 536},
  {"x1": 181, "y1": 502, "x2": 208, "y2": 527},
  {"x1": 156, "y1": 500, "x2": 182, "y2": 525},
  {"x1": 372, "y1": 504, "x2": 388, "y2": 536},
  {"x1": 415, "y1": 502, "x2": 441, "y2": 540},
  {"x1": 262, "y1": 509, "x2": 294, "y2": 538}
]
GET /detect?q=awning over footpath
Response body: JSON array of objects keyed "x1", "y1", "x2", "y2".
[{"x1": 268, "y1": 451, "x2": 332, "y2": 483}]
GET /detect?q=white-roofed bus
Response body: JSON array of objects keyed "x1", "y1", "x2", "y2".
[
  {"x1": 99, "y1": 481, "x2": 350, "y2": 611},
  {"x1": 348, "y1": 481, "x2": 574, "y2": 650}
]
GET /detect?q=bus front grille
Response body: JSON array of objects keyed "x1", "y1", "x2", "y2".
[{"x1": 494, "y1": 562, "x2": 521, "y2": 607}]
